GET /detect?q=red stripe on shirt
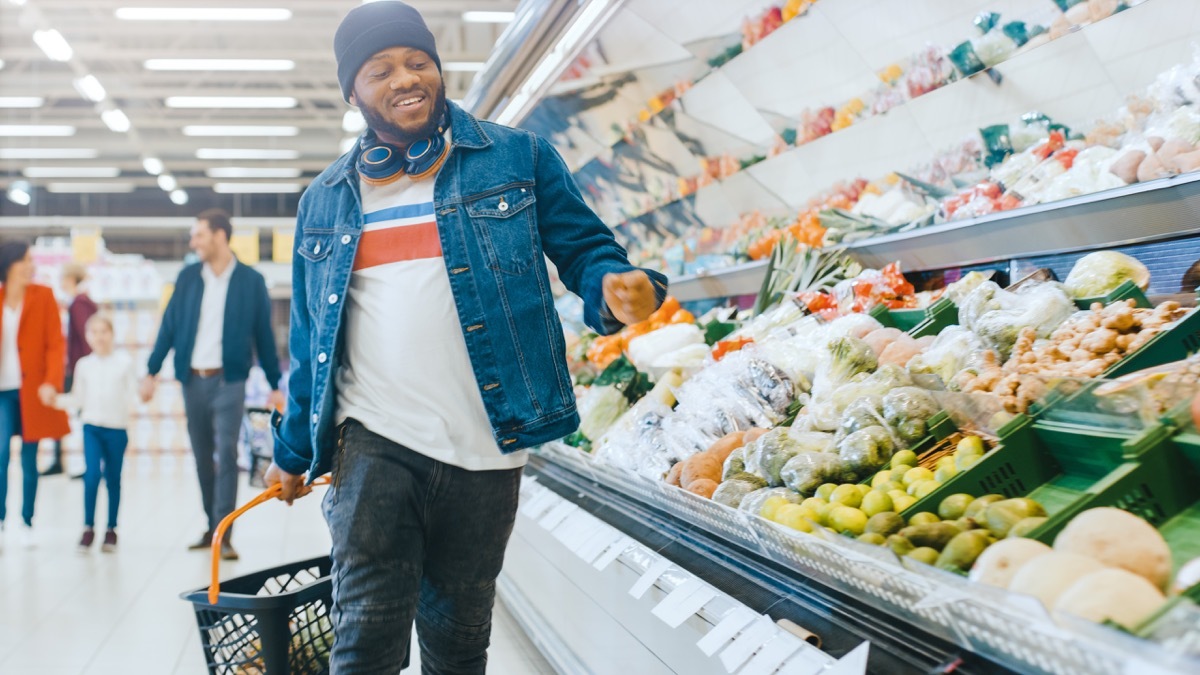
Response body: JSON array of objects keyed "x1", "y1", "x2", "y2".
[{"x1": 353, "y1": 221, "x2": 442, "y2": 271}]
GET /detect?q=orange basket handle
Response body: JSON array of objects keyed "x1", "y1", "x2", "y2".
[{"x1": 208, "y1": 475, "x2": 331, "y2": 605}]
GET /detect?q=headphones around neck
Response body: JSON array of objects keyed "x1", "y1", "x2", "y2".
[{"x1": 357, "y1": 110, "x2": 450, "y2": 185}]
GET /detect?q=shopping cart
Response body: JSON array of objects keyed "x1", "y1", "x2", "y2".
[
  {"x1": 182, "y1": 478, "x2": 336, "y2": 675},
  {"x1": 242, "y1": 407, "x2": 276, "y2": 489}
]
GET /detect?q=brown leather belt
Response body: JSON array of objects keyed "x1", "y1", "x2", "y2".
[{"x1": 191, "y1": 368, "x2": 223, "y2": 378}]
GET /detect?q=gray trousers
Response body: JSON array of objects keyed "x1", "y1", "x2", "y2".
[{"x1": 182, "y1": 375, "x2": 246, "y2": 532}]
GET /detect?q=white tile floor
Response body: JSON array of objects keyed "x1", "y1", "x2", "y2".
[{"x1": 0, "y1": 454, "x2": 557, "y2": 675}]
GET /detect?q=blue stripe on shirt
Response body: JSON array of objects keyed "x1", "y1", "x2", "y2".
[{"x1": 364, "y1": 201, "x2": 435, "y2": 223}]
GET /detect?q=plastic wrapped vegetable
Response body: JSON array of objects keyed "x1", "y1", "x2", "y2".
[
  {"x1": 780, "y1": 452, "x2": 850, "y2": 496},
  {"x1": 826, "y1": 336, "x2": 878, "y2": 382},
  {"x1": 711, "y1": 479, "x2": 763, "y2": 508},
  {"x1": 577, "y1": 385, "x2": 630, "y2": 441},
  {"x1": 739, "y1": 487, "x2": 803, "y2": 515},
  {"x1": 944, "y1": 271, "x2": 990, "y2": 305},
  {"x1": 838, "y1": 395, "x2": 885, "y2": 437},
  {"x1": 788, "y1": 430, "x2": 837, "y2": 454},
  {"x1": 883, "y1": 387, "x2": 939, "y2": 443},
  {"x1": 743, "y1": 428, "x2": 805, "y2": 487},
  {"x1": 838, "y1": 426, "x2": 896, "y2": 479},
  {"x1": 1063, "y1": 251, "x2": 1151, "y2": 299},
  {"x1": 723, "y1": 447, "x2": 747, "y2": 480},
  {"x1": 908, "y1": 326, "x2": 986, "y2": 384}
]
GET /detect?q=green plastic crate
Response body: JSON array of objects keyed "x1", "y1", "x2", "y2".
[
  {"x1": 1073, "y1": 279, "x2": 1152, "y2": 310},
  {"x1": 870, "y1": 298, "x2": 959, "y2": 337},
  {"x1": 869, "y1": 304, "x2": 926, "y2": 332},
  {"x1": 900, "y1": 413, "x2": 1172, "y2": 530}
]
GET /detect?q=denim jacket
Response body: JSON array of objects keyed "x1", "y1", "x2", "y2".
[{"x1": 272, "y1": 102, "x2": 667, "y2": 478}]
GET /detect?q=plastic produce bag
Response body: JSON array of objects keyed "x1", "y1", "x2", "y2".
[
  {"x1": 780, "y1": 452, "x2": 850, "y2": 496},
  {"x1": 837, "y1": 395, "x2": 886, "y2": 437},
  {"x1": 883, "y1": 386, "x2": 940, "y2": 443},
  {"x1": 958, "y1": 280, "x2": 1074, "y2": 359},
  {"x1": 626, "y1": 324, "x2": 705, "y2": 372},
  {"x1": 1063, "y1": 251, "x2": 1150, "y2": 299},
  {"x1": 743, "y1": 427, "x2": 805, "y2": 487},
  {"x1": 837, "y1": 426, "x2": 896, "y2": 479},
  {"x1": 723, "y1": 447, "x2": 747, "y2": 480},
  {"x1": 711, "y1": 479, "x2": 763, "y2": 509},
  {"x1": 739, "y1": 487, "x2": 803, "y2": 515},
  {"x1": 907, "y1": 326, "x2": 986, "y2": 385}
]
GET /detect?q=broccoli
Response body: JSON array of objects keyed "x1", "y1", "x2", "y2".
[
  {"x1": 781, "y1": 452, "x2": 851, "y2": 496},
  {"x1": 883, "y1": 387, "x2": 939, "y2": 426},
  {"x1": 838, "y1": 395, "x2": 886, "y2": 438},
  {"x1": 722, "y1": 447, "x2": 747, "y2": 480},
  {"x1": 744, "y1": 428, "x2": 804, "y2": 487},
  {"x1": 826, "y1": 336, "x2": 878, "y2": 384},
  {"x1": 711, "y1": 479, "x2": 763, "y2": 508},
  {"x1": 838, "y1": 425, "x2": 895, "y2": 478}
]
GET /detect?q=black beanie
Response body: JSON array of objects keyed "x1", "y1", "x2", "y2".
[{"x1": 334, "y1": 1, "x2": 441, "y2": 102}]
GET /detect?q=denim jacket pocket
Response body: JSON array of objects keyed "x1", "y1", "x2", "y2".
[
  {"x1": 297, "y1": 231, "x2": 334, "y2": 263},
  {"x1": 464, "y1": 185, "x2": 537, "y2": 275}
]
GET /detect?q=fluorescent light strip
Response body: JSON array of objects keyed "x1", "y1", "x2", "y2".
[
  {"x1": 0, "y1": 148, "x2": 97, "y2": 159},
  {"x1": 115, "y1": 8, "x2": 292, "y2": 21},
  {"x1": 170, "y1": 189, "x2": 189, "y2": 205},
  {"x1": 0, "y1": 125, "x2": 75, "y2": 137},
  {"x1": 213, "y1": 182, "x2": 301, "y2": 194},
  {"x1": 144, "y1": 59, "x2": 294, "y2": 71},
  {"x1": 184, "y1": 125, "x2": 298, "y2": 137},
  {"x1": 7, "y1": 182, "x2": 32, "y2": 205},
  {"x1": 100, "y1": 109, "x2": 131, "y2": 133},
  {"x1": 443, "y1": 61, "x2": 487, "y2": 72},
  {"x1": 196, "y1": 148, "x2": 298, "y2": 160},
  {"x1": 32, "y1": 29, "x2": 73, "y2": 62},
  {"x1": 462, "y1": 11, "x2": 515, "y2": 23},
  {"x1": 47, "y1": 182, "x2": 136, "y2": 194},
  {"x1": 73, "y1": 75, "x2": 107, "y2": 103},
  {"x1": 157, "y1": 174, "x2": 177, "y2": 191},
  {"x1": 142, "y1": 157, "x2": 164, "y2": 175},
  {"x1": 24, "y1": 166, "x2": 120, "y2": 178},
  {"x1": 166, "y1": 96, "x2": 297, "y2": 109},
  {"x1": 0, "y1": 96, "x2": 45, "y2": 108},
  {"x1": 206, "y1": 167, "x2": 301, "y2": 178}
]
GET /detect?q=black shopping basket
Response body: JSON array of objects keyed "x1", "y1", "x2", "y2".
[{"x1": 182, "y1": 477, "x2": 335, "y2": 674}]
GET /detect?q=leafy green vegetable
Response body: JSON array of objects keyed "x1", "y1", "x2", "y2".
[
  {"x1": 703, "y1": 320, "x2": 738, "y2": 346},
  {"x1": 826, "y1": 336, "x2": 878, "y2": 384},
  {"x1": 594, "y1": 356, "x2": 654, "y2": 404},
  {"x1": 754, "y1": 239, "x2": 861, "y2": 316}
]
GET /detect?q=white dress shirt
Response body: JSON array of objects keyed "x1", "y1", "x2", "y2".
[
  {"x1": 191, "y1": 259, "x2": 236, "y2": 371},
  {"x1": 56, "y1": 351, "x2": 138, "y2": 429},
  {"x1": 0, "y1": 302, "x2": 22, "y2": 391}
]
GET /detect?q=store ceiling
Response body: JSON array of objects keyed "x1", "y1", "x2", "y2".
[{"x1": 0, "y1": 0, "x2": 515, "y2": 216}]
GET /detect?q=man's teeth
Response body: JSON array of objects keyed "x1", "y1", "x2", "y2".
[{"x1": 397, "y1": 97, "x2": 423, "y2": 106}]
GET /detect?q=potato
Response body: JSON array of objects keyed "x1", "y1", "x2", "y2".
[
  {"x1": 1137, "y1": 153, "x2": 1170, "y2": 183},
  {"x1": 1170, "y1": 149, "x2": 1200, "y2": 174},
  {"x1": 1055, "y1": 568, "x2": 1165, "y2": 629},
  {"x1": 879, "y1": 338, "x2": 923, "y2": 367},
  {"x1": 665, "y1": 462, "x2": 683, "y2": 487},
  {"x1": 681, "y1": 452, "x2": 724, "y2": 488},
  {"x1": 862, "y1": 328, "x2": 905, "y2": 358},
  {"x1": 1053, "y1": 507, "x2": 1172, "y2": 590},
  {"x1": 707, "y1": 432, "x2": 747, "y2": 464},
  {"x1": 742, "y1": 427, "x2": 770, "y2": 444},
  {"x1": 1109, "y1": 150, "x2": 1145, "y2": 184},
  {"x1": 686, "y1": 478, "x2": 719, "y2": 499},
  {"x1": 1157, "y1": 138, "x2": 1195, "y2": 171},
  {"x1": 1148, "y1": 136, "x2": 1166, "y2": 152}
]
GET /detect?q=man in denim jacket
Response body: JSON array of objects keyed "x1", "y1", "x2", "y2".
[{"x1": 265, "y1": 2, "x2": 667, "y2": 671}]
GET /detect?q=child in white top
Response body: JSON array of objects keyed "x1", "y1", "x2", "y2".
[{"x1": 51, "y1": 314, "x2": 139, "y2": 552}]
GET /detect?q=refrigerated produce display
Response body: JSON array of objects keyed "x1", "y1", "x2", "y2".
[{"x1": 494, "y1": 1, "x2": 1200, "y2": 673}]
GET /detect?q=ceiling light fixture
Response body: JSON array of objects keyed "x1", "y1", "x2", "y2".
[
  {"x1": 100, "y1": 109, "x2": 132, "y2": 133},
  {"x1": 142, "y1": 157, "x2": 164, "y2": 175},
  {"x1": 443, "y1": 61, "x2": 487, "y2": 72},
  {"x1": 0, "y1": 124, "x2": 75, "y2": 137},
  {"x1": 166, "y1": 96, "x2": 297, "y2": 109},
  {"x1": 0, "y1": 96, "x2": 45, "y2": 108},
  {"x1": 115, "y1": 8, "x2": 292, "y2": 21},
  {"x1": 0, "y1": 148, "x2": 97, "y2": 159},
  {"x1": 144, "y1": 58, "x2": 295, "y2": 71},
  {"x1": 206, "y1": 167, "x2": 302, "y2": 178},
  {"x1": 342, "y1": 110, "x2": 365, "y2": 133},
  {"x1": 170, "y1": 189, "x2": 189, "y2": 205},
  {"x1": 462, "y1": 11, "x2": 515, "y2": 23},
  {"x1": 23, "y1": 166, "x2": 120, "y2": 178},
  {"x1": 184, "y1": 125, "x2": 299, "y2": 136},
  {"x1": 6, "y1": 180, "x2": 32, "y2": 206},
  {"x1": 32, "y1": 29, "x2": 73, "y2": 62},
  {"x1": 196, "y1": 148, "x2": 299, "y2": 160},
  {"x1": 47, "y1": 182, "x2": 136, "y2": 194},
  {"x1": 213, "y1": 182, "x2": 301, "y2": 194},
  {"x1": 157, "y1": 174, "x2": 178, "y2": 191},
  {"x1": 73, "y1": 75, "x2": 107, "y2": 103}
]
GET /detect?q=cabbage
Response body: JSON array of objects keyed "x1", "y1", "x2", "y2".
[
  {"x1": 577, "y1": 385, "x2": 630, "y2": 441},
  {"x1": 1064, "y1": 251, "x2": 1151, "y2": 299}
]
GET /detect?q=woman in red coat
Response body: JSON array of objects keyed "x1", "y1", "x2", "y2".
[{"x1": 0, "y1": 240, "x2": 70, "y2": 549}]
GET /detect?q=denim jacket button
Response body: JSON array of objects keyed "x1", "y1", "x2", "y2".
[
  {"x1": 328, "y1": 294, "x2": 339, "y2": 304},
  {"x1": 311, "y1": 413, "x2": 319, "y2": 424},
  {"x1": 318, "y1": 352, "x2": 327, "y2": 363},
  {"x1": 341, "y1": 235, "x2": 351, "y2": 245},
  {"x1": 314, "y1": 243, "x2": 321, "y2": 254}
]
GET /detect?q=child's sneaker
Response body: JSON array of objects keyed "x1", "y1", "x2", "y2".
[
  {"x1": 101, "y1": 530, "x2": 117, "y2": 553},
  {"x1": 79, "y1": 528, "x2": 95, "y2": 552}
]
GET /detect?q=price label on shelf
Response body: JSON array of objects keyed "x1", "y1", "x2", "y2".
[
  {"x1": 575, "y1": 527, "x2": 623, "y2": 563},
  {"x1": 592, "y1": 535, "x2": 633, "y2": 571},
  {"x1": 628, "y1": 557, "x2": 673, "y2": 600},
  {"x1": 553, "y1": 512, "x2": 599, "y2": 550},
  {"x1": 651, "y1": 577, "x2": 718, "y2": 629},
  {"x1": 737, "y1": 633, "x2": 802, "y2": 675},
  {"x1": 697, "y1": 606, "x2": 757, "y2": 657},
  {"x1": 824, "y1": 641, "x2": 869, "y2": 675},
  {"x1": 718, "y1": 616, "x2": 778, "y2": 673},
  {"x1": 538, "y1": 501, "x2": 577, "y2": 531},
  {"x1": 519, "y1": 490, "x2": 557, "y2": 520}
]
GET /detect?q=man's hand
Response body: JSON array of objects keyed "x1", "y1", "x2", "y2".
[
  {"x1": 602, "y1": 271, "x2": 659, "y2": 326},
  {"x1": 267, "y1": 390, "x2": 286, "y2": 412},
  {"x1": 264, "y1": 462, "x2": 312, "y2": 505},
  {"x1": 38, "y1": 384, "x2": 57, "y2": 407},
  {"x1": 139, "y1": 375, "x2": 157, "y2": 403}
]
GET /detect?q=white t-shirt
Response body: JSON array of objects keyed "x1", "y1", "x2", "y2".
[
  {"x1": 191, "y1": 259, "x2": 235, "y2": 370},
  {"x1": 56, "y1": 351, "x2": 139, "y2": 429},
  {"x1": 336, "y1": 173, "x2": 527, "y2": 471},
  {"x1": 0, "y1": 303, "x2": 22, "y2": 391}
]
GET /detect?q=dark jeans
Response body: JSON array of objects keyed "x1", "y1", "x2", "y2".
[
  {"x1": 0, "y1": 389, "x2": 39, "y2": 526},
  {"x1": 182, "y1": 375, "x2": 246, "y2": 532},
  {"x1": 83, "y1": 424, "x2": 128, "y2": 529},
  {"x1": 325, "y1": 420, "x2": 523, "y2": 675}
]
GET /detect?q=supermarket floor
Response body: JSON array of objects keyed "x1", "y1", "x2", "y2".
[{"x1": 0, "y1": 453, "x2": 558, "y2": 675}]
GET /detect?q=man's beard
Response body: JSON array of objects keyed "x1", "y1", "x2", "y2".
[{"x1": 360, "y1": 83, "x2": 447, "y2": 147}]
